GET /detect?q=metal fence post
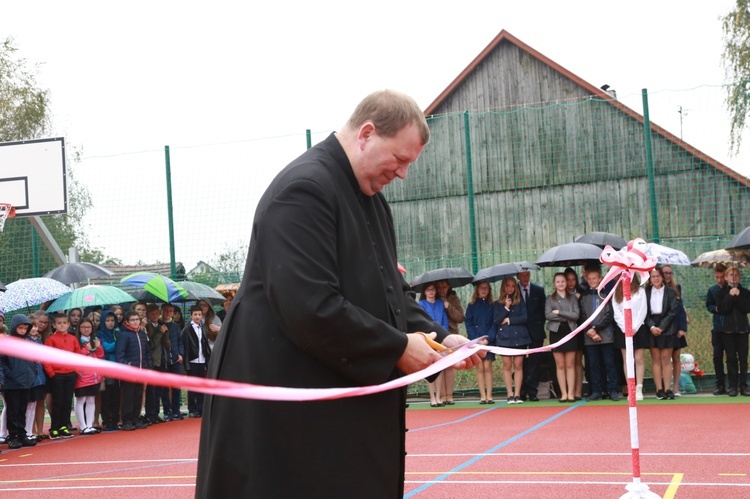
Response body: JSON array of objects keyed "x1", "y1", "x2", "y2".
[
  {"x1": 463, "y1": 111, "x2": 479, "y2": 273},
  {"x1": 641, "y1": 89, "x2": 660, "y2": 243},
  {"x1": 165, "y1": 145, "x2": 177, "y2": 279}
]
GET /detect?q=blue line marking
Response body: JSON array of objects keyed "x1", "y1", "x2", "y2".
[{"x1": 404, "y1": 402, "x2": 584, "y2": 497}]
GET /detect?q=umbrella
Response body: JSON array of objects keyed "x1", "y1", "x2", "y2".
[
  {"x1": 176, "y1": 281, "x2": 226, "y2": 304},
  {"x1": 44, "y1": 262, "x2": 114, "y2": 285},
  {"x1": 409, "y1": 267, "x2": 474, "y2": 292},
  {"x1": 0, "y1": 281, "x2": 5, "y2": 292},
  {"x1": 535, "y1": 242, "x2": 603, "y2": 267},
  {"x1": 726, "y1": 226, "x2": 750, "y2": 250},
  {"x1": 46, "y1": 285, "x2": 136, "y2": 313},
  {"x1": 473, "y1": 261, "x2": 540, "y2": 284},
  {"x1": 215, "y1": 283, "x2": 240, "y2": 294},
  {"x1": 644, "y1": 243, "x2": 692, "y2": 266},
  {"x1": 120, "y1": 272, "x2": 189, "y2": 303},
  {"x1": 690, "y1": 248, "x2": 750, "y2": 269},
  {"x1": 0, "y1": 277, "x2": 72, "y2": 313},
  {"x1": 574, "y1": 231, "x2": 627, "y2": 250}
]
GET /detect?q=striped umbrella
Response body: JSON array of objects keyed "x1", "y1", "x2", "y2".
[
  {"x1": 120, "y1": 272, "x2": 189, "y2": 303},
  {"x1": 0, "y1": 277, "x2": 72, "y2": 313},
  {"x1": 46, "y1": 285, "x2": 136, "y2": 313}
]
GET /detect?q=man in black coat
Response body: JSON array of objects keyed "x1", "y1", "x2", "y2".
[
  {"x1": 196, "y1": 90, "x2": 482, "y2": 498},
  {"x1": 517, "y1": 270, "x2": 546, "y2": 401}
]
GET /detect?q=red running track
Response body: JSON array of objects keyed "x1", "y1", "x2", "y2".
[{"x1": 1, "y1": 400, "x2": 748, "y2": 498}]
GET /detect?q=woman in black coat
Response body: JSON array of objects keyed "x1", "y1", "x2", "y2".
[{"x1": 645, "y1": 267, "x2": 679, "y2": 400}]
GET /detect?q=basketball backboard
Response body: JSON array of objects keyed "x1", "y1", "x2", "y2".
[{"x1": 0, "y1": 137, "x2": 67, "y2": 217}]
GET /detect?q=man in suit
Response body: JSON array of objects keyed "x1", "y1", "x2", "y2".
[{"x1": 517, "y1": 270, "x2": 546, "y2": 401}]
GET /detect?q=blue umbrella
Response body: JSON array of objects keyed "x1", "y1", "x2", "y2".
[{"x1": 0, "y1": 277, "x2": 72, "y2": 313}]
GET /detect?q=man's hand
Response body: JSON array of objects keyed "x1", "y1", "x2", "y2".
[
  {"x1": 396, "y1": 332, "x2": 443, "y2": 375},
  {"x1": 441, "y1": 334, "x2": 485, "y2": 369}
]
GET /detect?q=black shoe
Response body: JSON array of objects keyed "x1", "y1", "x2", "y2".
[
  {"x1": 189, "y1": 412, "x2": 202, "y2": 418},
  {"x1": 609, "y1": 391, "x2": 621, "y2": 401},
  {"x1": 665, "y1": 390, "x2": 675, "y2": 400},
  {"x1": 21, "y1": 437, "x2": 37, "y2": 447},
  {"x1": 728, "y1": 387, "x2": 738, "y2": 397},
  {"x1": 7, "y1": 439, "x2": 22, "y2": 450},
  {"x1": 741, "y1": 387, "x2": 750, "y2": 397},
  {"x1": 121, "y1": 422, "x2": 136, "y2": 431},
  {"x1": 587, "y1": 392, "x2": 602, "y2": 401},
  {"x1": 528, "y1": 395, "x2": 539, "y2": 402},
  {"x1": 714, "y1": 386, "x2": 727, "y2": 395},
  {"x1": 656, "y1": 389, "x2": 666, "y2": 400},
  {"x1": 172, "y1": 413, "x2": 184, "y2": 420}
]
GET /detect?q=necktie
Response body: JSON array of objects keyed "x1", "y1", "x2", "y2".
[{"x1": 523, "y1": 288, "x2": 528, "y2": 302}]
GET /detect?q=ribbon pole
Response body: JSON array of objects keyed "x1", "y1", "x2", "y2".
[{"x1": 600, "y1": 239, "x2": 661, "y2": 499}]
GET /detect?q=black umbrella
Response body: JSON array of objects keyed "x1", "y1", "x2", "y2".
[
  {"x1": 409, "y1": 267, "x2": 474, "y2": 292},
  {"x1": 473, "y1": 261, "x2": 540, "y2": 284},
  {"x1": 0, "y1": 281, "x2": 5, "y2": 292},
  {"x1": 44, "y1": 262, "x2": 114, "y2": 285},
  {"x1": 574, "y1": 231, "x2": 627, "y2": 249},
  {"x1": 535, "y1": 242, "x2": 603, "y2": 267},
  {"x1": 726, "y1": 226, "x2": 750, "y2": 250}
]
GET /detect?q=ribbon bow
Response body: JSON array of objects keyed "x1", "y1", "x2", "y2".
[{"x1": 599, "y1": 238, "x2": 657, "y2": 293}]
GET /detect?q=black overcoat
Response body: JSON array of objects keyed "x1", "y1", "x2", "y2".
[{"x1": 196, "y1": 133, "x2": 448, "y2": 498}]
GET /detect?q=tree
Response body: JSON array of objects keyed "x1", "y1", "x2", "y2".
[
  {"x1": 721, "y1": 1, "x2": 750, "y2": 154},
  {"x1": 0, "y1": 37, "x2": 117, "y2": 282},
  {"x1": 0, "y1": 37, "x2": 50, "y2": 141}
]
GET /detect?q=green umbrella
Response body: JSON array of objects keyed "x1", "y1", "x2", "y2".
[
  {"x1": 120, "y1": 272, "x2": 189, "y2": 302},
  {"x1": 46, "y1": 285, "x2": 137, "y2": 313}
]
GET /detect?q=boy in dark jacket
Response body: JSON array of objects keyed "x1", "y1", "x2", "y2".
[
  {"x1": 116, "y1": 310, "x2": 152, "y2": 431},
  {"x1": 182, "y1": 306, "x2": 211, "y2": 418},
  {"x1": 0, "y1": 315, "x2": 38, "y2": 448}
]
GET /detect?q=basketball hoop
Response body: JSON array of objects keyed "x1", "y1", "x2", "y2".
[{"x1": 0, "y1": 203, "x2": 16, "y2": 232}]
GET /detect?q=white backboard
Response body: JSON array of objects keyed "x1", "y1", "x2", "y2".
[{"x1": 0, "y1": 137, "x2": 67, "y2": 217}]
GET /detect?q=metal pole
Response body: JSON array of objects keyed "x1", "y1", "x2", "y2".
[
  {"x1": 165, "y1": 145, "x2": 177, "y2": 279},
  {"x1": 641, "y1": 89, "x2": 660, "y2": 243},
  {"x1": 463, "y1": 111, "x2": 479, "y2": 273},
  {"x1": 32, "y1": 225, "x2": 39, "y2": 277},
  {"x1": 29, "y1": 216, "x2": 66, "y2": 266},
  {"x1": 306, "y1": 129, "x2": 312, "y2": 150}
]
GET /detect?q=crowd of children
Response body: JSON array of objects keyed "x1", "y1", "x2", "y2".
[{"x1": 0, "y1": 300, "x2": 219, "y2": 452}]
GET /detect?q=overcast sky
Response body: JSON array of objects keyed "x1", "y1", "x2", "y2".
[{"x1": 1, "y1": 0, "x2": 746, "y2": 268}]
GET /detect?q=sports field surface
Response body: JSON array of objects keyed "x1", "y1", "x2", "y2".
[{"x1": 1, "y1": 396, "x2": 748, "y2": 498}]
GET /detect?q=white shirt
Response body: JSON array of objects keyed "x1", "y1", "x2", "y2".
[
  {"x1": 649, "y1": 286, "x2": 664, "y2": 315},
  {"x1": 613, "y1": 287, "x2": 647, "y2": 332},
  {"x1": 191, "y1": 320, "x2": 205, "y2": 363}
]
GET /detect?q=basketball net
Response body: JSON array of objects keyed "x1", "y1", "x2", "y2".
[{"x1": 0, "y1": 203, "x2": 16, "y2": 232}]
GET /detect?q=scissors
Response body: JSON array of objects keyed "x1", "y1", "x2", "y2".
[{"x1": 421, "y1": 333, "x2": 488, "y2": 355}]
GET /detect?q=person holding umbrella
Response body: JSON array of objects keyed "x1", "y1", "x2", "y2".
[
  {"x1": 706, "y1": 264, "x2": 728, "y2": 395},
  {"x1": 717, "y1": 266, "x2": 750, "y2": 397},
  {"x1": 465, "y1": 281, "x2": 496, "y2": 404},
  {"x1": 494, "y1": 276, "x2": 530, "y2": 403}
]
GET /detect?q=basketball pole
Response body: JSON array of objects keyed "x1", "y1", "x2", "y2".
[{"x1": 29, "y1": 216, "x2": 66, "y2": 266}]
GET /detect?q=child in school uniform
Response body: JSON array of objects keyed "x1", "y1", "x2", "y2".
[
  {"x1": 0, "y1": 315, "x2": 38, "y2": 449},
  {"x1": 24, "y1": 316, "x2": 47, "y2": 440},
  {"x1": 44, "y1": 313, "x2": 80, "y2": 439},
  {"x1": 74, "y1": 319, "x2": 104, "y2": 435}
]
